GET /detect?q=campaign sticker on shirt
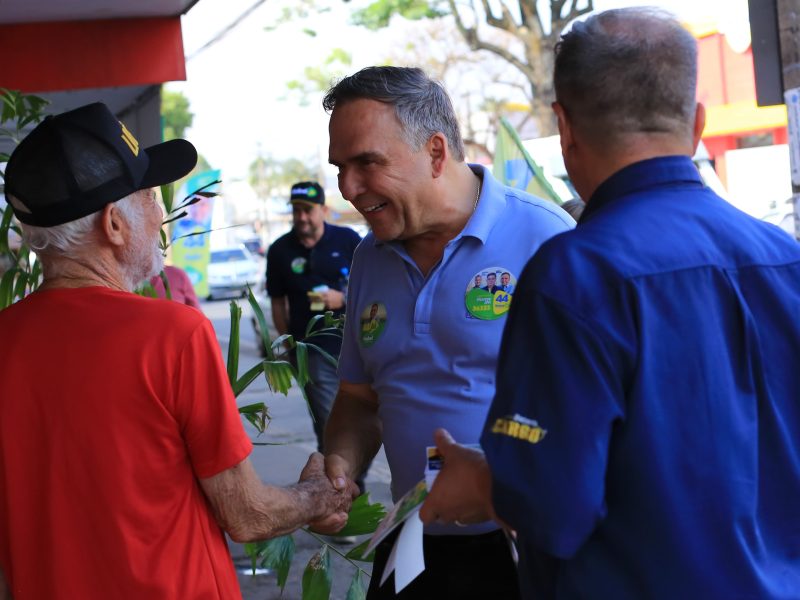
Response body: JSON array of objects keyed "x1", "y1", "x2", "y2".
[
  {"x1": 360, "y1": 302, "x2": 387, "y2": 347},
  {"x1": 465, "y1": 267, "x2": 516, "y2": 320},
  {"x1": 291, "y1": 257, "x2": 307, "y2": 274}
]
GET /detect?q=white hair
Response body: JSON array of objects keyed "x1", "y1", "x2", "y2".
[{"x1": 19, "y1": 193, "x2": 143, "y2": 259}]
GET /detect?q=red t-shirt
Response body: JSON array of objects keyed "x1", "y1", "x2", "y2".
[{"x1": 0, "y1": 287, "x2": 252, "y2": 598}]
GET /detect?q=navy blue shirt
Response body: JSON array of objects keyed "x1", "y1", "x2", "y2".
[
  {"x1": 266, "y1": 223, "x2": 361, "y2": 354},
  {"x1": 482, "y1": 156, "x2": 800, "y2": 598}
]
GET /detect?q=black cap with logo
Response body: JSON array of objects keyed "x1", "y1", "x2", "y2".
[
  {"x1": 289, "y1": 181, "x2": 325, "y2": 206},
  {"x1": 3, "y1": 102, "x2": 197, "y2": 227}
]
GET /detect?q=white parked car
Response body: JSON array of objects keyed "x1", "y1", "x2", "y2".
[{"x1": 207, "y1": 245, "x2": 262, "y2": 300}]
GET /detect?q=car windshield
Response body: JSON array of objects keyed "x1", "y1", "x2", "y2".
[{"x1": 211, "y1": 249, "x2": 248, "y2": 263}]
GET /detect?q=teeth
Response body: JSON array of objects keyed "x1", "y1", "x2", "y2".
[{"x1": 364, "y1": 202, "x2": 386, "y2": 213}]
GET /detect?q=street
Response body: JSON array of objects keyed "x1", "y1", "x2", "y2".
[{"x1": 200, "y1": 297, "x2": 393, "y2": 600}]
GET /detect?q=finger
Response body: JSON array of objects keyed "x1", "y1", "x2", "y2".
[
  {"x1": 309, "y1": 512, "x2": 349, "y2": 534},
  {"x1": 433, "y1": 428, "x2": 456, "y2": 454},
  {"x1": 418, "y1": 501, "x2": 436, "y2": 524},
  {"x1": 299, "y1": 452, "x2": 325, "y2": 481},
  {"x1": 324, "y1": 454, "x2": 350, "y2": 490}
]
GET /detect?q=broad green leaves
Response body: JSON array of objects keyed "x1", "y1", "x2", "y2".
[
  {"x1": 345, "y1": 571, "x2": 367, "y2": 600},
  {"x1": 302, "y1": 545, "x2": 333, "y2": 600},
  {"x1": 0, "y1": 90, "x2": 48, "y2": 310},
  {"x1": 245, "y1": 535, "x2": 296, "y2": 591},
  {"x1": 336, "y1": 493, "x2": 387, "y2": 537}
]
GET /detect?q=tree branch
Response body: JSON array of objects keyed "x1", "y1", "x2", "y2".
[
  {"x1": 552, "y1": 0, "x2": 594, "y2": 33},
  {"x1": 447, "y1": 0, "x2": 535, "y2": 80},
  {"x1": 478, "y1": 0, "x2": 518, "y2": 34}
]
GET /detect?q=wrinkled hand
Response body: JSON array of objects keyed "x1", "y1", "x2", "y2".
[
  {"x1": 321, "y1": 289, "x2": 345, "y2": 310},
  {"x1": 299, "y1": 452, "x2": 359, "y2": 532},
  {"x1": 419, "y1": 429, "x2": 494, "y2": 526}
]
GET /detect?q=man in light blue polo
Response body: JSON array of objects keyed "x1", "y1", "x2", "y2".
[{"x1": 319, "y1": 66, "x2": 572, "y2": 599}]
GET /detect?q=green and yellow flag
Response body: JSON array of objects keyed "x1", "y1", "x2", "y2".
[{"x1": 492, "y1": 117, "x2": 563, "y2": 205}]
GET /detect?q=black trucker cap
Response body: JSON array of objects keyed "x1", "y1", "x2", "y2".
[
  {"x1": 289, "y1": 181, "x2": 325, "y2": 206},
  {"x1": 3, "y1": 102, "x2": 197, "y2": 227}
]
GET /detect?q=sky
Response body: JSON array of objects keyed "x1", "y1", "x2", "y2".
[{"x1": 171, "y1": 0, "x2": 751, "y2": 185}]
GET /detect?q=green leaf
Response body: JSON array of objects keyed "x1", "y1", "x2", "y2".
[
  {"x1": 238, "y1": 400, "x2": 271, "y2": 433},
  {"x1": 350, "y1": 0, "x2": 446, "y2": 30},
  {"x1": 232, "y1": 361, "x2": 265, "y2": 398},
  {"x1": 345, "y1": 570, "x2": 367, "y2": 600},
  {"x1": 0, "y1": 206, "x2": 15, "y2": 256},
  {"x1": 303, "y1": 342, "x2": 339, "y2": 369},
  {"x1": 263, "y1": 360, "x2": 295, "y2": 395},
  {"x1": 246, "y1": 535, "x2": 296, "y2": 591},
  {"x1": 247, "y1": 285, "x2": 274, "y2": 360},
  {"x1": 302, "y1": 545, "x2": 332, "y2": 600},
  {"x1": 271, "y1": 333, "x2": 294, "y2": 353},
  {"x1": 336, "y1": 493, "x2": 387, "y2": 537},
  {"x1": 226, "y1": 300, "x2": 242, "y2": 387},
  {"x1": 161, "y1": 210, "x2": 188, "y2": 226},
  {"x1": 158, "y1": 269, "x2": 172, "y2": 300},
  {"x1": 0, "y1": 268, "x2": 18, "y2": 309},
  {"x1": 28, "y1": 258, "x2": 42, "y2": 292},
  {"x1": 160, "y1": 183, "x2": 175, "y2": 215},
  {"x1": 12, "y1": 269, "x2": 28, "y2": 300},
  {"x1": 344, "y1": 539, "x2": 375, "y2": 563},
  {"x1": 294, "y1": 341, "x2": 310, "y2": 387}
]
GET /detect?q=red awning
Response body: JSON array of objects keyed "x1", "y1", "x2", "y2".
[{"x1": 1, "y1": 17, "x2": 185, "y2": 93}]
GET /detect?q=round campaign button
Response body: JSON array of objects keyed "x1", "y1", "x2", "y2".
[
  {"x1": 291, "y1": 257, "x2": 307, "y2": 274},
  {"x1": 359, "y1": 302, "x2": 387, "y2": 347},
  {"x1": 465, "y1": 267, "x2": 516, "y2": 320}
]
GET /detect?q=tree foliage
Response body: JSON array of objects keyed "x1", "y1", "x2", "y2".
[
  {"x1": 381, "y1": 19, "x2": 533, "y2": 158},
  {"x1": 286, "y1": 47, "x2": 353, "y2": 106},
  {"x1": 161, "y1": 89, "x2": 194, "y2": 141},
  {"x1": 349, "y1": 0, "x2": 594, "y2": 135},
  {"x1": 248, "y1": 155, "x2": 318, "y2": 200}
]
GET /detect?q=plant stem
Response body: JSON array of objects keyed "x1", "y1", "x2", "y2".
[{"x1": 302, "y1": 529, "x2": 371, "y2": 579}]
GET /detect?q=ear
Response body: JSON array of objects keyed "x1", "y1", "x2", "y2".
[
  {"x1": 428, "y1": 132, "x2": 448, "y2": 178},
  {"x1": 552, "y1": 102, "x2": 574, "y2": 155},
  {"x1": 691, "y1": 102, "x2": 706, "y2": 152},
  {"x1": 100, "y1": 202, "x2": 128, "y2": 248}
]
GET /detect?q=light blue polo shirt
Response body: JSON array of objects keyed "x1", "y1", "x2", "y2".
[{"x1": 338, "y1": 164, "x2": 573, "y2": 534}]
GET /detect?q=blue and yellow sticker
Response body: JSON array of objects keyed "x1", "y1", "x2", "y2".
[
  {"x1": 360, "y1": 302, "x2": 387, "y2": 347},
  {"x1": 465, "y1": 267, "x2": 516, "y2": 320}
]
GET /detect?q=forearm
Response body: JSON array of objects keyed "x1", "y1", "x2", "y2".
[
  {"x1": 324, "y1": 390, "x2": 382, "y2": 478},
  {"x1": 201, "y1": 458, "x2": 347, "y2": 543},
  {"x1": 223, "y1": 481, "x2": 333, "y2": 542},
  {"x1": 270, "y1": 297, "x2": 289, "y2": 337}
]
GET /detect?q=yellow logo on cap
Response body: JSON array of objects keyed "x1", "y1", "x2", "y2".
[{"x1": 119, "y1": 121, "x2": 139, "y2": 156}]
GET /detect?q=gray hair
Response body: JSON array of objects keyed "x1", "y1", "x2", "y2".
[
  {"x1": 323, "y1": 66, "x2": 466, "y2": 161},
  {"x1": 554, "y1": 7, "x2": 698, "y2": 146},
  {"x1": 20, "y1": 192, "x2": 142, "y2": 258}
]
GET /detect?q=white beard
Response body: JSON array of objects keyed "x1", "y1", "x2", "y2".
[{"x1": 121, "y1": 227, "x2": 164, "y2": 292}]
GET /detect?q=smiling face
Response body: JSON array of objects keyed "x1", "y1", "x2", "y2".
[
  {"x1": 501, "y1": 273, "x2": 510, "y2": 286},
  {"x1": 486, "y1": 273, "x2": 496, "y2": 288},
  {"x1": 328, "y1": 98, "x2": 434, "y2": 242}
]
